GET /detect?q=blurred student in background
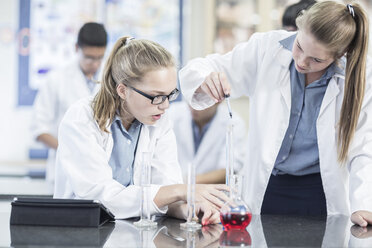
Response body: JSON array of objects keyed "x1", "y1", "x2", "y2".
[
  {"x1": 282, "y1": 0, "x2": 316, "y2": 31},
  {"x1": 31, "y1": 22, "x2": 107, "y2": 182},
  {"x1": 169, "y1": 102, "x2": 246, "y2": 184}
]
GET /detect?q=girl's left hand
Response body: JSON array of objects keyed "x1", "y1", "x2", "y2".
[
  {"x1": 195, "y1": 203, "x2": 221, "y2": 226},
  {"x1": 351, "y1": 210, "x2": 372, "y2": 227}
]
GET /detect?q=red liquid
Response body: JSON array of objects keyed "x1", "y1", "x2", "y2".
[
  {"x1": 219, "y1": 229, "x2": 252, "y2": 246},
  {"x1": 220, "y1": 212, "x2": 252, "y2": 230}
]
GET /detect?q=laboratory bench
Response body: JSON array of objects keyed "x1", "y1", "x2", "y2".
[
  {"x1": 0, "y1": 198, "x2": 371, "y2": 247},
  {"x1": 0, "y1": 162, "x2": 370, "y2": 247}
]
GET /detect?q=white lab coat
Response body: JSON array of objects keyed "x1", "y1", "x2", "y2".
[
  {"x1": 180, "y1": 30, "x2": 372, "y2": 216},
  {"x1": 31, "y1": 60, "x2": 100, "y2": 182},
  {"x1": 168, "y1": 101, "x2": 246, "y2": 179},
  {"x1": 54, "y1": 97, "x2": 183, "y2": 219}
]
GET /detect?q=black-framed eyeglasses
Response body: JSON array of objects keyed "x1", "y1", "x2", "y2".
[{"x1": 126, "y1": 85, "x2": 180, "y2": 105}]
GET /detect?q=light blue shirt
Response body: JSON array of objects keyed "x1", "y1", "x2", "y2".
[
  {"x1": 86, "y1": 78, "x2": 97, "y2": 93},
  {"x1": 108, "y1": 116, "x2": 142, "y2": 186},
  {"x1": 84, "y1": 71, "x2": 99, "y2": 93},
  {"x1": 272, "y1": 34, "x2": 341, "y2": 176},
  {"x1": 192, "y1": 118, "x2": 213, "y2": 154}
]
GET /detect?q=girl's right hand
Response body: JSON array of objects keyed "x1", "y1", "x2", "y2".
[
  {"x1": 196, "y1": 72, "x2": 231, "y2": 102},
  {"x1": 194, "y1": 184, "x2": 230, "y2": 209}
]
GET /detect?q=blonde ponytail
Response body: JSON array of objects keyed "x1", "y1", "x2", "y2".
[
  {"x1": 92, "y1": 37, "x2": 130, "y2": 132},
  {"x1": 297, "y1": 1, "x2": 369, "y2": 163},
  {"x1": 338, "y1": 3, "x2": 369, "y2": 162}
]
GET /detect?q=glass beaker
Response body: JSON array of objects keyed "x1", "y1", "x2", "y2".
[
  {"x1": 220, "y1": 175, "x2": 252, "y2": 230},
  {"x1": 134, "y1": 152, "x2": 157, "y2": 228}
]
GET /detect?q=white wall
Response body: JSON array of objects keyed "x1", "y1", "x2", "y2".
[
  {"x1": 0, "y1": 0, "x2": 182, "y2": 163},
  {"x1": 0, "y1": 0, "x2": 35, "y2": 162}
]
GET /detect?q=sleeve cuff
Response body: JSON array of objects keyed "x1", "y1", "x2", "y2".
[{"x1": 150, "y1": 185, "x2": 168, "y2": 215}]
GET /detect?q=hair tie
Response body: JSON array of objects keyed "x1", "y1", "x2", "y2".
[
  {"x1": 346, "y1": 4, "x2": 355, "y2": 18},
  {"x1": 125, "y1": 37, "x2": 135, "y2": 45}
]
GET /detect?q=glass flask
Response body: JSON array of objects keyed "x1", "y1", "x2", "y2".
[{"x1": 220, "y1": 175, "x2": 252, "y2": 230}]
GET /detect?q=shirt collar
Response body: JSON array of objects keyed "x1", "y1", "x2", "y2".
[
  {"x1": 279, "y1": 33, "x2": 297, "y2": 51},
  {"x1": 113, "y1": 115, "x2": 141, "y2": 134}
]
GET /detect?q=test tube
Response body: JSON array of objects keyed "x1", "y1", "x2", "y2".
[
  {"x1": 134, "y1": 152, "x2": 157, "y2": 228},
  {"x1": 226, "y1": 120, "x2": 234, "y2": 191},
  {"x1": 180, "y1": 162, "x2": 202, "y2": 231}
]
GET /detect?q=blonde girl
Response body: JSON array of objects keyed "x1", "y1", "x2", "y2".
[
  {"x1": 180, "y1": 1, "x2": 372, "y2": 226},
  {"x1": 55, "y1": 37, "x2": 229, "y2": 224}
]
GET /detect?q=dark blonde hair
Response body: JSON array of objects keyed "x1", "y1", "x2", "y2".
[
  {"x1": 296, "y1": 1, "x2": 369, "y2": 163},
  {"x1": 92, "y1": 37, "x2": 175, "y2": 132}
]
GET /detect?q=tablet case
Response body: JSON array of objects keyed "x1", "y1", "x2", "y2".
[{"x1": 10, "y1": 197, "x2": 115, "y2": 227}]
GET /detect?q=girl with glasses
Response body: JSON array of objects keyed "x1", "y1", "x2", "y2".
[{"x1": 54, "y1": 37, "x2": 229, "y2": 224}]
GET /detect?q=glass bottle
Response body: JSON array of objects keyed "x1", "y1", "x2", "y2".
[{"x1": 220, "y1": 174, "x2": 252, "y2": 230}]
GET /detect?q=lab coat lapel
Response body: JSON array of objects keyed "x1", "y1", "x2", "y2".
[
  {"x1": 318, "y1": 77, "x2": 341, "y2": 118},
  {"x1": 74, "y1": 66, "x2": 91, "y2": 97},
  {"x1": 275, "y1": 46, "x2": 292, "y2": 111}
]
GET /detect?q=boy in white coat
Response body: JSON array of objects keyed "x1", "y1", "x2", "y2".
[{"x1": 31, "y1": 22, "x2": 107, "y2": 182}]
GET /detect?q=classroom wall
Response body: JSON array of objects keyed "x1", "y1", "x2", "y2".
[
  {"x1": 2, "y1": 0, "x2": 372, "y2": 163},
  {"x1": 0, "y1": 0, "x2": 181, "y2": 162},
  {"x1": 0, "y1": 0, "x2": 34, "y2": 162}
]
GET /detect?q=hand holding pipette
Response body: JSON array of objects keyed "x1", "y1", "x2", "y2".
[{"x1": 196, "y1": 72, "x2": 231, "y2": 102}]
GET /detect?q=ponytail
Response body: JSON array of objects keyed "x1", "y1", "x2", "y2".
[
  {"x1": 338, "y1": 3, "x2": 369, "y2": 163},
  {"x1": 92, "y1": 37, "x2": 131, "y2": 133},
  {"x1": 296, "y1": 1, "x2": 369, "y2": 163}
]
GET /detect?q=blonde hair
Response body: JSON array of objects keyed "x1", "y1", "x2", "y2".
[
  {"x1": 92, "y1": 37, "x2": 175, "y2": 132},
  {"x1": 296, "y1": 1, "x2": 369, "y2": 163}
]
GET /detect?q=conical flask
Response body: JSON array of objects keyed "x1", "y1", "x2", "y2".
[{"x1": 220, "y1": 174, "x2": 252, "y2": 230}]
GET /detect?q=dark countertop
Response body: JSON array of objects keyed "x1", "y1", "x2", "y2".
[{"x1": 1, "y1": 200, "x2": 372, "y2": 247}]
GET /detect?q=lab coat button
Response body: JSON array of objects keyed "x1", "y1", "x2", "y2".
[{"x1": 127, "y1": 140, "x2": 132, "y2": 145}]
